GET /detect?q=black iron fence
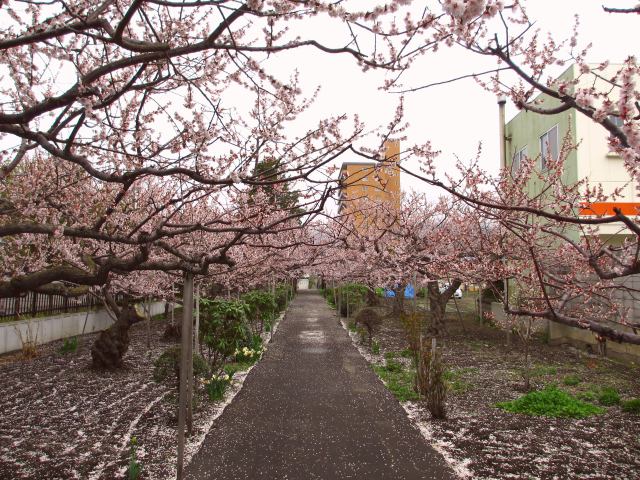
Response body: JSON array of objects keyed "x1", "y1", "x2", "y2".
[{"x1": 0, "y1": 292, "x2": 103, "y2": 322}]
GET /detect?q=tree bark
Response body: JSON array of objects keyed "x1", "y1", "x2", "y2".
[{"x1": 91, "y1": 299, "x2": 144, "y2": 369}]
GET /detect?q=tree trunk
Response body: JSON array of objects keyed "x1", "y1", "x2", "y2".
[
  {"x1": 427, "y1": 282, "x2": 447, "y2": 336},
  {"x1": 91, "y1": 302, "x2": 144, "y2": 369}
]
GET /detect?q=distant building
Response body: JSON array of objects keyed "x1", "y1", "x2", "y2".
[
  {"x1": 338, "y1": 140, "x2": 401, "y2": 223},
  {"x1": 504, "y1": 63, "x2": 638, "y2": 244},
  {"x1": 502, "y1": 63, "x2": 640, "y2": 360}
]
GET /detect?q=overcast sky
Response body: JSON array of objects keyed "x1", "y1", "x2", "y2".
[{"x1": 263, "y1": 0, "x2": 639, "y2": 204}]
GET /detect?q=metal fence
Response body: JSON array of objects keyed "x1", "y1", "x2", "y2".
[{"x1": 0, "y1": 292, "x2": 103, "y2": 322}]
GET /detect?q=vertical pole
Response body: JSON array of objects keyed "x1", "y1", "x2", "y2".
[
  {"x1": 412, "y1": 273, "x2": 417, "y2": 312},
  {"x1": 498, "y1": 95, "x2": 507, "y2": 170},
  {"x1": 171, "y1": 285, "x2": 175, "y2": 326},
  {"x1": 177, "y1": 272, "x2": 194, "y2": 480},
  {"x1": 346, "y1": 287, "x2": 350, "y2": 319},
  {"x1": 146, "y1": 295, "x2": 152, "y2": 352},
  {"x1": 194, "y1": 282, "x2": 200, "y2": 356}
]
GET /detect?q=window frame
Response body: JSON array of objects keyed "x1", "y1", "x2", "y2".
[
  {"x1": 512, "y1": 145, "x2": 527, "y2": 174},
  {"x1": 539, "y1": 124, "x2": 559, "y2": 170}
]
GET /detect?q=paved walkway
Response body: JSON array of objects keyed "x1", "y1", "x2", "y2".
[{"x1": 185, "y1": 290, "x2": 455, "y2": 479}]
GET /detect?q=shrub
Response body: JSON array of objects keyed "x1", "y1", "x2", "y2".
[
  {"x1": 621, "y1": 398, "x2": 640, "y2": 414},
  {"x1": 59, "y1": 336, "x2": 79, "y2": 355},
  {"x1": 153, "y1": 346, "x2": 210, "y2": 385},
  {"x1": 274, "y1": 283, "x2": 292, "y2": 310},
  {"x1": 242, "y1": 290, "x2": 278, "y2": 334},
  {"x1": 337, "y1": 283, "x2": 368, "y2": 316},
  {"x1": 203, "y1": 372, "x2": 233, "y2": 401},
  {"x1": 598, "y1": 387, "x2": 621, "y2": 406},
  {"x1": 199, "y1": 298, "x2": 251, "y2": 369},
  {"x1": 496, "y1": 385, "x2": 604, "y2": 418},
  {"x1": 563, "y1": 374, "x2": 581, "y2": 386}
]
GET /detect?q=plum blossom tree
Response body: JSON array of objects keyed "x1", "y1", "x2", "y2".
[
  {"x1": 383, "y1": 2, "x2": 640, "y2": 347},
  {"x1": 1, "y1": 0, "x2": 447, "y2": 299}
]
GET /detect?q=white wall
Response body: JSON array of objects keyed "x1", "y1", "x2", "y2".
[
  {"x1": 297, "y1": 278, "x2": 310, "y2": 290},
  {"x1": 0, "y1": 302, "x2": 166, "y2": 355}
]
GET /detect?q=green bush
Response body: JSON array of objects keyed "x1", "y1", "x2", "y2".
[
  {"x1": 242, "y1": 290, "x2": 278, "y2": 333},
  {"x1": 59, "y1": 336, "x2": 79, "y2": 355},
  {"x1": 337, "y1": 283, "x2": 368, "y2": 316},
  {"x1": 563, "y1": 374, "x2": 582, "y2": 386},
  {"x1": 199, "y1": 298, "x2": 251, "y2": 369},
  {"x1": 597, "y1": 387, "x2": 621, "y2": 406},
  {"x1": 621, "y1": 398, "x2": 640, "y2": 414},
  {"x1": 496, "y1": 385, "x2": 604, "y2": 418},
  {"x1": 203, "y1": 372, "x2": 233, "y2": 401},
  {"x1": 274, "y1": 283, "x2": 293, "y2": 310},
  {"x1": 153, "y1": 346, "x2": 210, "y2": 385}
]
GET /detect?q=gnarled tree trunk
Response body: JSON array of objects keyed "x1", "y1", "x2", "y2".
[{"x1": 92, "y1": 299, "x2": 145, "y2": 369}]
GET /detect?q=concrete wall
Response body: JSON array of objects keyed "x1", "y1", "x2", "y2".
[
  {"x1": 0, "y1": 301, "x2": 166, "y2": 355},
  {"x1": 490, "y1": 301, "x2": 640, "y2": 360},
  {"x1": 297, "y1": 278, "x2": 310, "y2": 290},
  {"x1": 549, "y1": 320, "x2": 640, "y2": 362}
]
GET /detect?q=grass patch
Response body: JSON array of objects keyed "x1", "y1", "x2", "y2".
[
  {"x1": 622, "y1": 398, "x2": 640, "y2": 414},
  {"x1": 58, "y1": 336, "x2": 79, "y2": 355},
  {"x1": 576, "y1": 390, "x2": 597, "y2": 402},
  {"x1": 496, "y1": 385, "x2": 604, "y2": 418},
  {"x1": 223, "y1": 362, "x2": 253, "y2": 376},
  {"x1": 347, "y1": 321, "x2": 357, "y2": 332},
  {"x1": 442, "y1": 367, "x2": 476, "y2": 394},
  {"x1": 400, "y1": 348, "x2": 415, "y2": 359},
  {"x1": 373, "y1": 363, "x2": 419, "y2": 402},
  {"x1": 563, "y1": 374, "x2": 581, "y2": 386},
  {"x1": 371, "y1": 340, "x2": 380, "y2": 355},
  {"x1": 597, "y1": 387, "x2": 621, "y2": 406},
  {"x1": 530, "y1": 364, "x2": 558, "y2": 377}
]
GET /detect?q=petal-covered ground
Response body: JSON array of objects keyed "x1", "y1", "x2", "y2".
[
  {"x1": 341, "y1": 295, "x2": 640, "y2": 480},
  {"x1": 0, "y1": 314, "x2": 275, "y2": 480}
]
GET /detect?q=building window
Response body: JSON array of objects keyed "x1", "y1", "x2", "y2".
[
  {"x1": 539, "y1": 124, "x2": 559, "y2": 169},
  {"x1": 512, "y1": 146, "x2": 527, "y2": 174},
  {"x1": 608, "y1": 114, "x2": 623, "y2": 128}
]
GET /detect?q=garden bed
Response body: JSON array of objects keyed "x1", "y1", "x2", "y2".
[
  {"x1": 340, "y1": 296, "x2": 640, "y2": 479},
  {"x1": 0, "y1": 311, "x2": 284, "y2": 479}
]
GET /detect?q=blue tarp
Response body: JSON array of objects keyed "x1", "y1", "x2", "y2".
[{"x1": 384, "y1": 284, "x2": 415, "y2": 299}]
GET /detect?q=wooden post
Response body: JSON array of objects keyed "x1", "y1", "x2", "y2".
[
  {"x1": 194, "y1": 282, "x2": 200, "y2": 356},
  {"x1": 177, "y1": 272, "x2": 194, "y2": 480}
]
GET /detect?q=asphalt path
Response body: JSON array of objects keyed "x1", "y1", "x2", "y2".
[{"x1": 185, "y1": 290, "x2": 456, "y2": 480}]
